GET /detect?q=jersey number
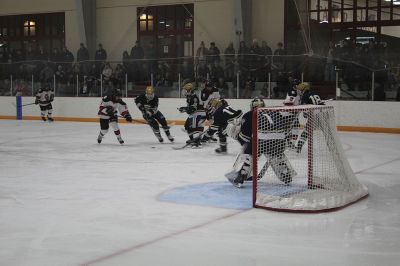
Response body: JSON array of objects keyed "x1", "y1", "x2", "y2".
[
  {"x1": 310, "y1": 95, "x2": 322, "y2": 105},
  {"x1": 222, "y1": 108, "x2": 234, "y2": 115}
]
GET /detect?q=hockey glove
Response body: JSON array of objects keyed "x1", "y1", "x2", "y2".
[
  {"x1": 142, "y1": 112, "x2": 151, "y2": 121},
  {"x1": 125, "y1": 114, "x2": 133, "y2": 122},
  {"x1": 178, "y1": 106, "x2": 187, "y2": 113},
  {"x1": 186, "y1": 106, "x2": 196, "y2": 114}
]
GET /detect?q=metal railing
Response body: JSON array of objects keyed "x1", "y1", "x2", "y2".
[{"x1": 0, "y1": 55, "x2": 398, "y2": 101}]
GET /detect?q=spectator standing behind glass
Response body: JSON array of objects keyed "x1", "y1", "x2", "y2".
[
  {"x1": 210, "y1": 61, "x2": 224, "y2": 83},
  {"x1": 207, "y1": 42, "x2": 220, "y2": 67},
  {"x1": 50, "y1": 48, "x2": 62, "y2": 67},
  {"x1": 122, "y1": 51, "x2": 132, "y2": 81},
  {"x1": 77, "y1": 43, "x2": 89, "y2": 76},
  {"x1": 62, "y1": 46, "x2": 74, "y2": 73},
  {"x1": 324, "y1": 41, "x2": 336, "y2": 82},
  {"x1": 272, "y1": 42, "x2": 285, "y2": 72},
  {"x1": 224, "y1": 42, "x2": 236, "y2": 82},
  {"x1": 145, "y1": 41, "x2": 157, "y2": 81},
  {"x1": 40, "y1": 63, "x2": 55, "y2": 87},
  {"x1": 250, "y1": 39, "x2": 263, "y2": 80},
  {"x1": 238, "y1": 41, "x2": 250, "y2": 77},
  {"x1": 261, "y1": 41, "x2": 272, "y2": 78},
  {"x1": 195, "y1": 41, "x2": 208, "y2": 80},
  {"x1": 130, "y1": 40, "x2": 144, "y2": 81},
  {"x1": 113, "y1": 64, "x2": 126, "y2": 91},
  {"x1": 95, "y1": 44, "x2": 107, "y2": 76},
  {"x1": 215, "y1": 77, "x2": 229, "y2": 98},
  {"x1": 102, "y1": 62, "x2": 113, "y2": 91}
]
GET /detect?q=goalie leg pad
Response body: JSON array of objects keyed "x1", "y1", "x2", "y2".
[{"x1": 269, "y1": 154, "x2": 297, "y2": 184}]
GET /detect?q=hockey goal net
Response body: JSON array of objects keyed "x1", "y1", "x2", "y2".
[{"x1": 252, "y1": 105, "x2": 368, "y2": 212}]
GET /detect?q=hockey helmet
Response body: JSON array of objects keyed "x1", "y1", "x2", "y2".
[
  {"x1": 208, "y1": 98, "x2": 223, "y2": 115},
  {"x1": 290, "y1": 78, "x2": 301, "y2": 86},
  {"x1": 182, "y1": 82, "x2": 194, "y2": 94},
  {"x1": 145, "y1": 86, "x2": 155, "y2": 100},
  {"x1": 283, "y1": 90, "x2": 299, "y2": 106},
  {"x1": 250, "y1": 97, "x2": 265, "y2": 110},
  {"x1": 296, "y1": 82, "x2": 310, "y2": 92}
]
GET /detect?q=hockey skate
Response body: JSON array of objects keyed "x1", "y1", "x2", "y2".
[
  {"x1": 118, "y1": 138, "x2": 124, "y2": 145},
  {"x1": 47, "y1": 117, "x2": 54, "y2": 122},
  {"x1": 41, "y1": 117, "x2": 46, "y2": 122},
  {"x1": 225, "y1": 170, "x2": 245, "y2": 188},
  {"x1": 215, "y1": 146, "x2": 227, "y2": 154},
  {"x1": 97, "y1": 136, "x2": 102, "y2": 144},
  {"x1": 167, "y1": 135, "x2": 174, "y2": 142},
  {"x1": 156, "y1": 134, "x2": 163, "y2": 143},
  {"x1": 191, "y1": 139, "x2": 202, "y2": 149}
]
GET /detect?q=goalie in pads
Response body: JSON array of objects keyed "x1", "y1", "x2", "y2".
[{"x1": 225, "y1": 97, "x2": 297, "y2": 188}]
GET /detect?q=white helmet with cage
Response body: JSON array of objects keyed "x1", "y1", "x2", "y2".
[{"x1": 250, "y1": 97, "x2": 265, "y2": 111}]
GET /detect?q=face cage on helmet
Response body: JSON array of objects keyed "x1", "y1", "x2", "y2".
[
  {"x1": 146, "y1": 93, "x2": 154, "y2": 100},
  {"x1": 251, "y1": 100, "x2": 265, "y2": 110}
]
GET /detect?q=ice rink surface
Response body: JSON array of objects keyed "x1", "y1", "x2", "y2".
[{"x1": 0, "y1": 120, "x2": 399, "y2": 266}]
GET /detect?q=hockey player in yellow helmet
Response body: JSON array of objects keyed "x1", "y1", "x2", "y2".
[
  {"x1": 135, "y1": 86, "x2": 174, "y2": 143},
  {"x1": 178, "y1": 81, "x2": 207, "y2": 148},
  {"x1": 145, "y1": 85, "x2": 155, "y2": 100},
  {"x1": 296, "y1": 82, "x2": 324, "y2": 105}
]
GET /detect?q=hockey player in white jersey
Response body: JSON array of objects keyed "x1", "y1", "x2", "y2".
[
  {"x1": 97, "y1": 89, "x2": 132, "y2": 144},
  {"x1": 35, "y1": 86, "x2": 55, "y2": 122}
]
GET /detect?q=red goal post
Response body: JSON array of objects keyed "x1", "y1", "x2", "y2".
[{"x1": 252, "y1": 105, "x2": 368, "y2": 213}]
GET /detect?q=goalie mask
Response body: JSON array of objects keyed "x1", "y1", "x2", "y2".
[
  {"x1": 145, "y1": 86, "x2": 155, "y2": 100},
  {"x1": 250, "y1": 97, "x2": 265, "y2": 110},
  {"x1": 283, "y1": 90, "x2": 299, "y2": 106}
]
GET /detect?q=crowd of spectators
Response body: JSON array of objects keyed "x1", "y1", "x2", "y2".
[{"x1": 0, "y1": 38, "x2": 399, "y2": 100}]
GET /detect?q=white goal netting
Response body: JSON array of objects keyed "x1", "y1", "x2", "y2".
[{"x1": 253, "y1": 105, "x2": 368, "y2": 212}]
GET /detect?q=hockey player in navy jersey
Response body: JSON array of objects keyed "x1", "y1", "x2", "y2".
[
  {"x1": 200, "y1": 80, "x2": 221, "y2": 142},
  {"x1": 296, "y1": 82, "x2": 324, "y2": 105},
  {"x1": 295, "y1": 82, "x2": 325, "y2": 152},
  {"x1": 97, "y1": 89, "x2": 132, "y2": 144},
  {"x1": 35, "y1": 85, "x2": 55, "y2": 122},
  {"x1": 200, "y1": 80, "x2": 220, "y2": 113},
  {"x1": 201, "y1": 98, "x2": 242, "y2": 154},
  {"x1": 178, "y1": 82, "x2": 207, "y2": 148},
  {"x1": 135, "y1": 86, "x2": 174, "y2": 143}
]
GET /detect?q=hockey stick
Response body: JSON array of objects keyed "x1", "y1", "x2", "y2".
[
  {"x1": 172, "y1": 131, "x2": 206, "y2": 150},
  {"x1": 117, "y1": 115, "x2": 175, "y2": 127},
  {"x1": 11, "y1": 102, "x2": 36, "y2": 107}
]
